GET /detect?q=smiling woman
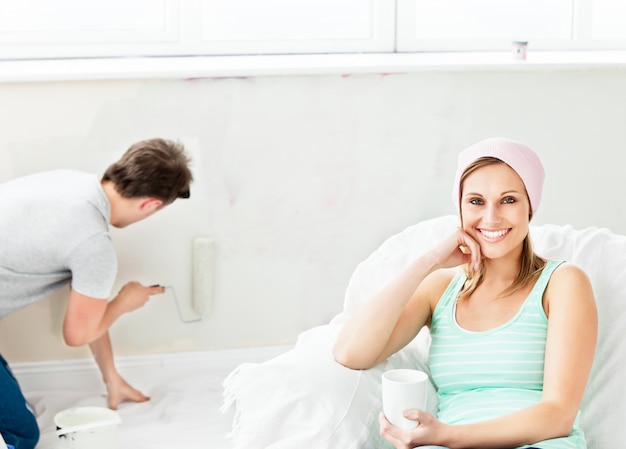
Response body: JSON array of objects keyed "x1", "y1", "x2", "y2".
[{"x1": 331, "y1": 137, "x2": 597, "y2": 449}]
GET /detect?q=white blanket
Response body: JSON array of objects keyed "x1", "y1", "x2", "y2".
[
  {"x1": 16, "y1": 347, "x2": 286, "y2": 449},
  {"x1": 223, "y1": 215, "x2": 626, "y2": 449}
]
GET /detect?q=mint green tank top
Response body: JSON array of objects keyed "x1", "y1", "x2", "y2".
[{"x1": 429, "y1": 260, "x2": 586, "y2": 449}]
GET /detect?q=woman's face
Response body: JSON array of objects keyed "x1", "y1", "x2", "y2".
[{"x1": 460, "y1": 162, "x2": 531, "y2": 260}]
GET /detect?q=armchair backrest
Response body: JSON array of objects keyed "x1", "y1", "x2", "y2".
[{"x1": 334, "y1": 215, "x2": 626, "y2": 449}]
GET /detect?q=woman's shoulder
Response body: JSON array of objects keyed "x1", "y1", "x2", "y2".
[
  {"x1": 422, "y1": 268, "x2": 462, "y2": 308},
  {"x1": 544, "y1": 261, "x2": 595, "y2": 310},
  {"x1": 426, "y1": 267, "x2": 460, "y2": 289},
  {"x1": 549, "y1": 261, "x2": 591, "y2": 284}
]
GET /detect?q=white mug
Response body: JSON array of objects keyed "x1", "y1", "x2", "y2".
[{"x1": 381, "y1": 368, "x2": 428, "y2": 429}]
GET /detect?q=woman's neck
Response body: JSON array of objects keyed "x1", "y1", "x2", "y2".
[{"x1": 482, "y1": 250, "x2": 522, "y2": 284}]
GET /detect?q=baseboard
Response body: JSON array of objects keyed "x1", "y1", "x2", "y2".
[{"x1": 11, "y1": 344, "x2": 292, "y2": 393}]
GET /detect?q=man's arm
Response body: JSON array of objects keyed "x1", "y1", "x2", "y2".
[
  {"x1": 64, "y1": 282, "x2": 164, "y2": 408},
  {"x1": 63, "y1": 282, "x2": 163, "y2": 347}
]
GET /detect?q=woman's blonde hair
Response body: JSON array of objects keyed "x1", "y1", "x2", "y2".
[{"x1": 457, "y1": 157, "x2": 546, "y2": 301}]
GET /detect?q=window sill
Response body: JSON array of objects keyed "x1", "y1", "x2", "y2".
[{"x1": 2, "y1": 51, "x2": 626, "y2": 83}]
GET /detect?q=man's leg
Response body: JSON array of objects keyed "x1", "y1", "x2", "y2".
[{"x1": 0, "y1": 354, "x2": 39, "y2": 449}]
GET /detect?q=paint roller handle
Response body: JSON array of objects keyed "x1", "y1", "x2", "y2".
[
  {"x1": 148, "y1": 284, "x2": 166, "y2": 294},
  {"x1": 158, "y1": 285, "x2": 203, "y2": 323}
]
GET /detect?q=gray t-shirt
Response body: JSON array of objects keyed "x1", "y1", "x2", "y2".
[{"x1": 0, "y1": 170, "x2": 117, "y2": 318}]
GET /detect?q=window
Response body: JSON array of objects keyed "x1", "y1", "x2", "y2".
[
  {"x1": 1, "y1": 0, "x2": 625, "y2": 60},
  {"x1": 0, "y1": 0, "x2": 395, "y2": 59},
  {"x1": 592, "y1": 0, "x2": 626, "y2": 39},
  {"x1": 397, "y1": 0, "x2": 626, "y2": 52}
]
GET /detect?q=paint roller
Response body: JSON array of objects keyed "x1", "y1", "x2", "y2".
[
  {"x1": 157, "y1": 237, "x2": 215, "y2": 323},
  {"x1": 191, "y1": 236, "x2": 214, "y2": 317}
]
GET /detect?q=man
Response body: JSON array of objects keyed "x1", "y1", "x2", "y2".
[{"x1": 0, "y1": 138, "x2": 193, "y2": 449}]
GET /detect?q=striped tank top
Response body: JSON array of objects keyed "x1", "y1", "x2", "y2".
[{"x1": 429, "y1": 259, "x2": 586, "y2": 449}]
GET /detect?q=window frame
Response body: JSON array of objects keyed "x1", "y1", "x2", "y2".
[
  {"x1": 0, "y1": 0, "x2": 396, "y2": 60},
  {"x1": 1, "y1": 0, "x2": 626, "y2": 62}
]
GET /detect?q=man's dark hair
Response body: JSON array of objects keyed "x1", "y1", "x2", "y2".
[{"x1": 102, "y1": 138, "x2": 193, "y2": 204}]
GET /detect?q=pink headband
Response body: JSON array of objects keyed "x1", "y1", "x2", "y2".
[{"x1": 452, "y1": 137, "x2": 545, "y2": 215}]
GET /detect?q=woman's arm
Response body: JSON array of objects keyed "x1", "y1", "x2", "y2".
[
  {"x1": 380, "y1": 263, "x2": 598, "y2": 449},
  {"x1": 333, "y1": 230, "x2": 482, "y2": 370},
  {"x1": 332, "y1": 257, "x2": 444, "y2": 370},
  {"x1": 539, "y1": 262, "x2": 598, "y2": 436}
]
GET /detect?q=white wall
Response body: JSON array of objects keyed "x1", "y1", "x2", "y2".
[{"x1": 1, "y1": 68, "x2": 625, "y2": 362}]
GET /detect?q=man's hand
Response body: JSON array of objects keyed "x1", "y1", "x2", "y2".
[{"x1": 112, "y1": 282, "x2": 165, "y2": 315}]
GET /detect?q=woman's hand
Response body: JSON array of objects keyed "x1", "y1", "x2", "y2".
[
  {"x1": 379, "y1": 410, "x2": 447, "y2": 449},
  {"x1": 429, "y1": 228, "x2": 482, "y2": 273}
]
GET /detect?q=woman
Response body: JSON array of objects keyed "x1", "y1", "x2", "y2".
[{"x1": 333, "y1": 138, "x2": 597, "y2": 449}]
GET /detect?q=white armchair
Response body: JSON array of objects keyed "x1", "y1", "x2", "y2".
[{"x1": 223, "y1": 215, "x2": 626, "y2": 449}]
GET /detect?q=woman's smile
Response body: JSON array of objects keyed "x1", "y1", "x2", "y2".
[{"x1": 478, "y1": 228, "x2": 511, "y2": 241}]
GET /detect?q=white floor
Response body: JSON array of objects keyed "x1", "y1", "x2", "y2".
[{"x1": 12, "y1": 345, "x2": 291, "y2": 449}]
